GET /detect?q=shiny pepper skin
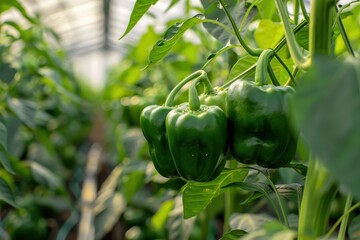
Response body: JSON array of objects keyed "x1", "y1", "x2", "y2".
[
  {"x1": 166, "y1": 104, "x2": 227, "y2": 182},
  {"x1": 227, "y1": 80, "x2": 298, "y2": 168},
  {"x1": 140, "y1": 105, "x2": 180, "y2": 178}
]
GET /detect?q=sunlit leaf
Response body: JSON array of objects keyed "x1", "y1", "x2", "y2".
[
  {"x1": 120, "y1": 0, "x2": 159, "y2": 39},
  {"x1": 228, "y1": 55, "x2": 257, "y2": 81},
  {"x1": 254, "y1": 0, "x2": 278, "y2": 20},
  {"x1": 182, "y1": 168, "x2": 248, "y2": 219},
  {"x1": 148, "y1": 15, "x2": 205, "y2": 66},
  {"x1": 151, "y1": 200, "x2": 174, "y2": 231},
  {"x1": 0, "y1": 178, "x2": 17, "y2": 207},
  {"x1": 292, "y1": 57, "x2": 360, "y2": 200},
  {"x1": 254, "y1": 19, "x2": 284, "y2": 49}
]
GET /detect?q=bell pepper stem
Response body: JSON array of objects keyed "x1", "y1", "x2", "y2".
[
  {"x1": 255, "y1": 49, "x2": 275, "y2": 86},
  {"x1": 189, "y1": 78, "x2": 202, "y2": 111},
  {"x1": 165, "y1": 70, "x2": 207, "y2": 107}
]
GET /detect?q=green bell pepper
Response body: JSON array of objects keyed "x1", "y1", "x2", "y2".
[
  {"x1": 227, "y1": 50, "x2": 297, "y2": 168},
  {"x1": 166, "y1": 77, "x2": 227, "y2": 181},
  {"x1": 140, "y1": 70, "x2": 210, "y2": 178}
]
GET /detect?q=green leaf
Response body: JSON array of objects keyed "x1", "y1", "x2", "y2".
[
  {"x1": 148, "y1": 15, "x2": 205, "y2": 66},
  {"x1": 254, "y1": 0, "x2": 278, "y2": 20},
  {"x1": 119, "y1": 0, "x2": 159, "y2": 39},
  {"x1": 295, "y1": 24, "x2": 309, "y2": 50},
  {"x1": 7, "y1": 98, "x2": 37, "y2": 128},
  {"x1": 228, "y1": 55, "x2": 257, "y2": 80},
  {"x1": 0, "y1": 62, "x2": 16, "y2": 84},
  {"x1": 220, "y1": 230, "x2": 247, "y2": 240},
  {"x1": 0, "y1": 121, "x2": 14, "y2": 174},
  {"x1": 0, "y1": 121, "x2": 7, "y2": 151},
  {"x1": 151, "y1": 200, "x2": 174, "y2": 231},
  {"x1": 270, "y1": 57, "x2": 294, "y2": 85},
  {"x1": 254, "y1": 19, "x2": 284, "y2": 49},
  {"x1": 182, "y1": 168, "x2": 248, "y2": 219},
  {"x1": 286, "y1": 163, "x2": 307, "y2": 176},
  {"x1": 201, "y1": 0, "x2": 256, "y2": 44},
  {"x1": 0, "y1": 178, "x2": 17, "y2": 207},
  {"x1": 292, "y1": 57, "x2": 360, "y2": 200},
  {"x1": 123, "y1": 171, "x2": 145, "y2": 201},
  {"x1": 29, "y1": 161, "x2": 63, "y2": 189}
]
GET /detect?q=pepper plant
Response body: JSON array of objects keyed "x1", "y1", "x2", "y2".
[{"x1": 122, "y1": 0, "x2": 360, "y2": 239}]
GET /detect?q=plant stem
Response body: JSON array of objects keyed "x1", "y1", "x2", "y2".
[
  {"x1": 218, "y1": 0, "x2": 262, "y2": 56},
  {"x1": 274, "y1": 0, "x2": 310, "y2": 69},
  {"x1": 267, "y1": 65, "x2": 281, "y2": 86},
  {"x1": 222, "y1": 20, "x2": 308, "y2": 88},
  {"x1": 337, "y1": 194, "x2": 353, "y2": 240},
  {"x1": 294, "y1": 0, "x2": 300, "y2": 24},
  {"x1": 223, "y1": 160, "x2": 238, "y2": 233},
  {"x1": 298, "y1": 156, "x2": 337, "y2": 240},
  {"x1": 309, "y1": 0, "x2": 335, "y2": 57},
  {"x1": 274, "y1": 52, "x2": 296, "y2": 86},
  {"x1": 298, "y1": 0, "x2": 310, "y2": 22},
  {"x1": 255, "y1": 49, "x2": 274, "y2": 86},
  {"x1": 298, "y1": 1, "x2": 338, "y2": 239},
  {"x1": 165, "y1": 70, "x2": 207, "y2": 106}
]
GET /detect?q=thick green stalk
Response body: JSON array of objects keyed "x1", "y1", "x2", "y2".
[
  {"x1": 309, "y1": 0, "x2": 335, "y2": 58},
  {"x1": 189, "y1": 80, "x2": 201, "y2": 111},
  {"x1": 298, "y1": 156, "x2": 337, "y2": 240},
  {"x1": 297, "y1": 1, "x2": 337, "y2": 239},
  {"x1": 188, "y1": 74, "x2": 213, "y2": 111}
]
